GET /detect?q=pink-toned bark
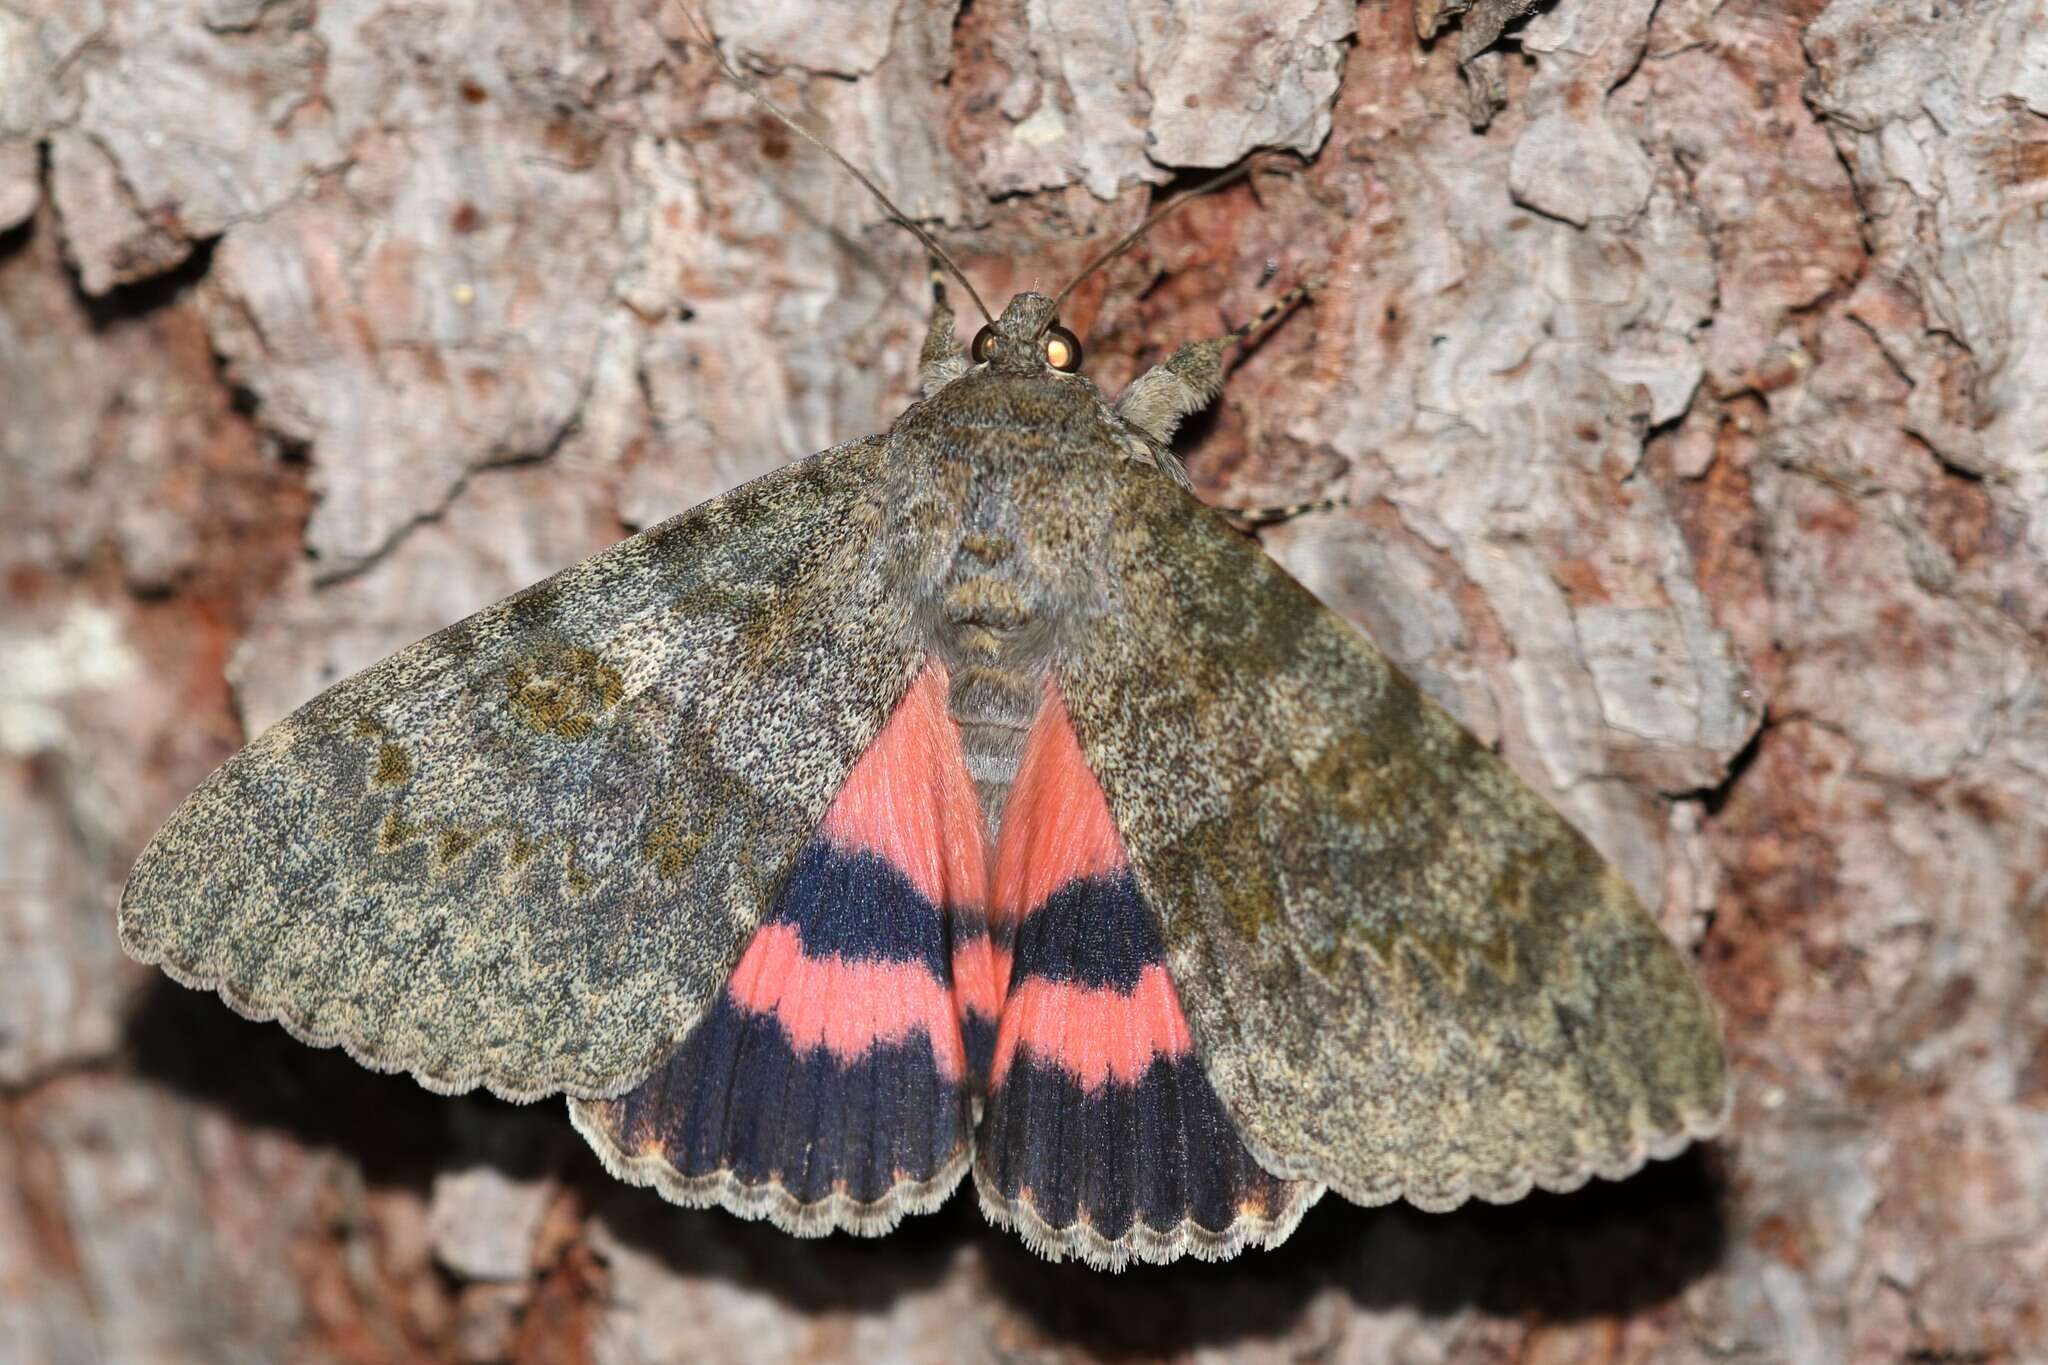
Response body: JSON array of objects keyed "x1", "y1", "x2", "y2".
[{"x1": 5, "y1": 1, "x2": 2046, "y2": 1359}]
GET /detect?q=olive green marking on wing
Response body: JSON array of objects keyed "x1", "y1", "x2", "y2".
[
  {"x1": 120, "y1": 436, "x2": 923, "y2": 1103},
  {"x1": 1058, "y1": 467, "x2": 1729, "y2": 1212},
  {"x1": 371, "y1": 743, "x2": 412, "y2": 787},
  {"x1": 505, "y1": 644, "x2": 626, "y2": 740}
]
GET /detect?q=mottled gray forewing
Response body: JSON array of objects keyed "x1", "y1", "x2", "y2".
[
  {"x1": 1058, "y1": 470, "x2": 1728, "y2": 1210},
  {"x1": 121, "y1": 437, "x2": 920, "y2": 1102}
]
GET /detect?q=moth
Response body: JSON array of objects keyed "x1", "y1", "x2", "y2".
[{"x1": 119, "y1": 50, "x2": 1728, "y2": 1273}]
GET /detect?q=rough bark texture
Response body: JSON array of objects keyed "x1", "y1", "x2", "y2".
[{"x1": 2, "y1": 1, "x2": 2044, "y2": 1360}]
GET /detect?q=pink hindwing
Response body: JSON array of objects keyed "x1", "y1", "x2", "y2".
[
  {"x1": 975, "y1": 684, "x2": 1319, "y2": 1265},
  {"x1": 574, "y1": 662, "x2": 989, "y2": 1232}
]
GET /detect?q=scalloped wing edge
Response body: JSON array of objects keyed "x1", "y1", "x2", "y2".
[
  {"x1": 567, "y1": 1098, "x2": 971, "y2": 1237},
  {"x1": 121, "y1": 926, "x2": 688, "y2": 1104},
  {"x1": 1234, "y1": 1074, "x2": 1734, "y2": 1214},
  {"x1": 971, "y1": 1166, "x2": 1327, "y2": 1272}
]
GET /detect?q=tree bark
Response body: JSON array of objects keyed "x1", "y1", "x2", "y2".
[{"x1": 3, "y1": 1, "x2": 2044, "y2": 1360}]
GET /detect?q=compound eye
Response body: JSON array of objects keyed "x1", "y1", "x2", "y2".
[
  {"x1": 1043, "y1": 324, "x2": 1083, "y2": 372},
  {"x1": 970, "y1": 325, "x2": 996, "y2": 363}
]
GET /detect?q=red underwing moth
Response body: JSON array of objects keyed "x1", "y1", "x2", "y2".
[{"x1": 118, "y1": 35, "x2": 1729, "y2": 1273}]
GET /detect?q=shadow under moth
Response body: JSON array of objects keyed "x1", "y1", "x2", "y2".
[{"x1": 119, "y1": 35, "x2": 1729, "y2": 1274}]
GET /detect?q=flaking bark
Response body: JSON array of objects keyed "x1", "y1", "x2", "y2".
[{"x1": 4, "y1": 0, "x2": 2046, "y2": 1359}]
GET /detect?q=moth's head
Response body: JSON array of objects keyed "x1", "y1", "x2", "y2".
[{"x1": 970, "y1": 292, "x2": 1084, "y2": 378}]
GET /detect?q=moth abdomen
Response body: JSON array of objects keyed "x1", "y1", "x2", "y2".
[{"x1": 943, "y1": 657, "x2": 1043, "y2": 829}]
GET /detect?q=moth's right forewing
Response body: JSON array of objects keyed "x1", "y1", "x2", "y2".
[
  {"x1": 1059, "y1": 470, "x2": 1730, "y2": 1212},
  {"x1": 120, "y1": 436, "x2": 922, "y2": 1103}
]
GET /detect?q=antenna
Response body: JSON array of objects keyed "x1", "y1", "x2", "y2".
[
  {"x1": 671, "y1": 3, "x2": 995, "y2": 324},
  {"x1": 1044, "y1": 154, "x2": 1297, "y2": 332}
]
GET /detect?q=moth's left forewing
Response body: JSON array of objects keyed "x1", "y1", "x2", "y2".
[
  {"x1": 1057, "y1": 468, "x2": 1730, "y2": 1212},
  {"x1": 120, "y1": 436, "x2": 923, "y2": 1103}
]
